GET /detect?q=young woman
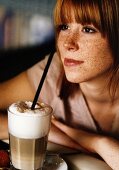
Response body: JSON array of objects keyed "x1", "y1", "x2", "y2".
[{"x1": 0, "y1": 0, "x2": 119, "y2": 169}]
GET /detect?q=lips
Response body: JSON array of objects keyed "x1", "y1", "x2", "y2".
[{"x1": 64, "y1": 58, "x2": 84, "y2": 66}]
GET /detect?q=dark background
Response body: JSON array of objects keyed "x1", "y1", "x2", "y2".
[{"x1": 0, "y1": 0, "x2": 56, "y2": 82}]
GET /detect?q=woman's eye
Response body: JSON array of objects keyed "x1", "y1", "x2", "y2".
[
  {"x1": 59, "y1": 24, "x2": 70, "y2": 31},
  {"x1": 82, "y1": 26, "x2": 96, "y2": 33}
]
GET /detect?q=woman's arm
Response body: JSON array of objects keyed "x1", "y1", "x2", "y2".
[
  {"x1": 0, "y1": 112, "x2": 8, "y2": 139},
  {"x1": 96, "y1": 137, "x2": 119, "y2": 170},
  {"x1": 52, "y1": 118, "x2": 119, "y2": 170},
  {"x1": 0, "y1": 71, "x2": 35, "y2": 139},
  {"x1": 0, "y1": 71, "x2": 35, "y2": 110},
  {"x1": 48, "y1": 121, "x2": 83, "y2": 151}
]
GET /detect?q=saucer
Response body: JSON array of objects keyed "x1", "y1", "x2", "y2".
[
  {"x1": 43, "y1": 153, "x2": 68, "y2": 170},
  {"x1": 9, "y1": 153, "x2": 68, "y2": 170}
]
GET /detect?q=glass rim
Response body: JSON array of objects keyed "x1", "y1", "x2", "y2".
[{"x1": 8, "y1": 103, "x2": 53, "y2": 117}]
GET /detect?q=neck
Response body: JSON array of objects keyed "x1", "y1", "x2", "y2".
[{"x1": 80, "y1": 79, "x2": 119, "y2": 104}]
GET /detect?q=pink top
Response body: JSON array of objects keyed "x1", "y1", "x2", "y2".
[{"x1": 27, "y1": 53, "x2": 119, "y2": 137}]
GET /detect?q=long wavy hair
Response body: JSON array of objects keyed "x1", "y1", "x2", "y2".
[{"x1": 54, "y1": 0, "x2": 119, "y2": 101}]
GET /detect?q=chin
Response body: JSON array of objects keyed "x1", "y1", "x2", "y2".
[
  {"x1": 65, "y1": 75, "x2": 80, "y2": 83},
  {"x1": 65, "y1": 73, "x2": 89, "y2": 84}
]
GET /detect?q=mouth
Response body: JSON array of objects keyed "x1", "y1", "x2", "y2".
[{"x1": 64, "y1": 58, "x2": 84, "y2": 66}]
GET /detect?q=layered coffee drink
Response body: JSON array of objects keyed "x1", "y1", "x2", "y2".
[{"x1": 8, "y1": 101, "x2": 52, "y2": 170}]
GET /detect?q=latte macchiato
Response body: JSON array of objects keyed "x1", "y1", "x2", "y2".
[{"x1": 8, "y1": 101, "x2": 52, "y2": 170}]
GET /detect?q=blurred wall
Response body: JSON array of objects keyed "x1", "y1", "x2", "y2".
[{"x1": 0, "y1": 0, "x2": 56, "y2": 81}]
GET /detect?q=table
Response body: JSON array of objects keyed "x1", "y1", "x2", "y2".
[
  {"x1": 2, "y1": 140, "x2": 112, "y2": 170},
  {"x1": 47, "y1": 142, "x2": 112, "y2": 170}
]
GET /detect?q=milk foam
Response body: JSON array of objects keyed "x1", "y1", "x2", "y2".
[{"x1": 8, "y1": 101, "x2": 52, "y2": 139}]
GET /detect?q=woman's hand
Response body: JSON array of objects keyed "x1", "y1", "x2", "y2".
[
  {"x1": 51, "y1": 118, "x2": 98, "y2": 153},
  {"x1": 52, "y1": 118, "x2": 119, "y2": 170},
  {"x1": 48, "y1": 119, "x2": 83, "y2": 151}
]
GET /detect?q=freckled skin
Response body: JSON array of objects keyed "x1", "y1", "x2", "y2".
[{"x1": 57, "y1": 23, "x2": 113, "y2": 84}]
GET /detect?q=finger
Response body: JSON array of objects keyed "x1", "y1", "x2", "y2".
[
  {"x1": 52, "y1": 118, "x2": 77, "y2": 136},
  {"x1": 49, "y1": 123, "x2": 81, "y2": 150},
  {"x1": 52, "y1": 118, "x2": 87, "y2": 145},
  {"x1": 51, "y1": 119, "x2": 92, "y2": 153}
]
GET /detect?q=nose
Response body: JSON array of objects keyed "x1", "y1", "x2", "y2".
[{"x1": 63, "y1": 32, "x2": 79, "y2": 51}]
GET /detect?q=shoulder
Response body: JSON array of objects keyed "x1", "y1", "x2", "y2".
[
  {"x1": 27, "y1": 52, "x2": 62, "y2": 79},
  {"x1": 27, "y1": 52, "x2": 63, "y2": 104}
]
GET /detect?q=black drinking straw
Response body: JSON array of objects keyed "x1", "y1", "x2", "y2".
[{"x1": 31, "y1": 49, "x2": 55, "y2": 110}]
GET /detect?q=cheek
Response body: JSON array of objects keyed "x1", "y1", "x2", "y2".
[
  {"x1": 57, "y1": 32, "x2": 69, "y2": 49},
  {"x1": 85, "y1": 57, "x2": 112, "y2": 77},
  {"x1": 57, "y1": 36, "x2": 64, "y2": 50},
  {"x1": 72, "y1": 42, "x2": 112, "y2": 82},
  {"x1": 83, "y1": 39, "x2": 113, "y2": 68},
  {"x1": 57, "y1": 37, "x2": 65, "y2": 62}
]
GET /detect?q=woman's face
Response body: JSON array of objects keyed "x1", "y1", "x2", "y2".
[{"x1": 57, "y1": 22, "x2": 113, "y2": 84}]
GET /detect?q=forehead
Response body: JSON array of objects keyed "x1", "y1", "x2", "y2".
[{"x1": 59, "y1": 0, "x2": 101, "y2": 28}]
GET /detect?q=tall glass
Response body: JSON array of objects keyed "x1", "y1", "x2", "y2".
[{"x1": 8, "y1": 101, "x2": 52, "y2": 170}]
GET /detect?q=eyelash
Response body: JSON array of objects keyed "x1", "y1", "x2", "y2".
[
  {"x1": 58, "y1": 24, "x2": 69, "y2": 31},
  {"x1": 58, "y1": 24, "x2": 97, "y2": 33},
  {"x1": 82, "y1": 26, "x2": 96, "y2": 33}
]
